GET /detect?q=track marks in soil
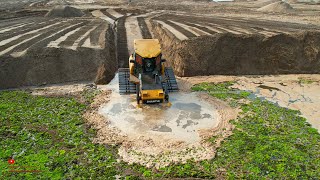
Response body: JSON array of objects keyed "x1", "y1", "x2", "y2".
[
  {"x1": 125, "y1": 16, "x2": 143, "y2": 56},
  {"x1": 106, "y1": 9, "x2": 124, "y2": 19},
  {"x1": 137, "y1": 17, "x2": 152, "y2": 39},
  {"x1": 152, "y1": 14, "x2": 320, "y2": 39},
  {"x1": 91, "y1": 10, "x2": 115, "y2": 24},
  {"x1": 163, "y1": 20, "x2": 196, "y2": 38},
  {"x1": 0, "y1": 18, "x2": 108, "y2": 56}
]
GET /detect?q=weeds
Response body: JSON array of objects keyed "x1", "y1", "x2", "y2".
[
  {"x1": 298, "y1": 77, "x2": 317, "y2": 84},
  {"x1": 1, "y1": 82, "x2": 319, "y2": 179}
]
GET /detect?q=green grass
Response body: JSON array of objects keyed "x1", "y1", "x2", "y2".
[
  {"x1": 298, "y1": 77, "x2": 318, "y2": 84},
  {"x1": 0, "y1": 91, "x2": 119, "y2": 179},
  {"x1": 1, "y1": 83, "x2": 319, "y2": 179},
  {"x1": 191, "y1": 81, "x2": 250, "y2": 100}
]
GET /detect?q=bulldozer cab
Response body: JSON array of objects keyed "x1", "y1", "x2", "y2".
[{"x1": 132, "y1": 39, "x2": 163, "y2": 76}]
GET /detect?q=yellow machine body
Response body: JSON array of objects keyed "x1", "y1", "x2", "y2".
[
  {"x1": 118, "y1": 39, "x2": 178, "y2": 104},
  {"x1": 134, "y1": 39, "x2": 161, "y2": 58}
]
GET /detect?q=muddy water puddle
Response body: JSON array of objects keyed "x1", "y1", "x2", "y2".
[
  {"x1": 101, "y1": 93, "x2": 218, "y2": 143},
  {"x1": 100, "y1": 75, "x2": 219, "y2": 143}
]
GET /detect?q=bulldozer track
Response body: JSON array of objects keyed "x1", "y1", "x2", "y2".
[
  {"x1": 118, "y1": 68, "x2": 137, "y2": 94},
  {"x1": 164, "y1": 67, "x2": 179, "y2": 92}
]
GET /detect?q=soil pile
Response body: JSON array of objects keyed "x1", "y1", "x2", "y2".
[
  {"x1": 257, "y1": 0, "x2": 281, "y2": 6},
  {"x1": 45, "y1": 6, "x2": 84, "y2": 17},
  {"x1": 286, "y1": 0, "x2": 298, "y2": 4},
  {"x1": 152, "y1": 22, "x2": 320, "y2": 76},
  {"x1": 258, "y1": 1, "x2": 294, "y2": 13},
  {"x1": 0, "y1": 21, "x2": 117, "y2": 89}
]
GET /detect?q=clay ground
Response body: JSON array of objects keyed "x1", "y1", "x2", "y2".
[{"x1": 1, "y1": 0, "x2": 320, "y2": 170}]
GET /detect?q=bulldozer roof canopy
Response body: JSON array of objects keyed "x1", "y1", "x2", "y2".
[{"x1": 134, "y1": 39, "x2": 161, "y2": 58}]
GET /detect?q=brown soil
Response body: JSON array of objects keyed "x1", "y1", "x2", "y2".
[
  {"x1": 94, "y1": 64, "x2": 113, "y2": 85},
  {"x1": 152, "y1": 21, "x2": 320, "y2": 76},
  {"x1": 45, "y1": 6, "x2": 85, "y2": 18},
  {"x1": 258, "y1": 1, "x2": 294, "y2": 13},
  {"x1": 0, "y1": 20, "x2": 117, "y2": 89},
  {"x1": 256, "y1": 0, "x2": 281, "y2": 7}
]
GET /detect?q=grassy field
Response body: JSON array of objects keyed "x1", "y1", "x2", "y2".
[{"x1": 0, "y1": 83, "x2": 319, "y2": 179}]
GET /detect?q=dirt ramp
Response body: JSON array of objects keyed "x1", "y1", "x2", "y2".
[
  {"x1": 45, "y1": 6, "x2": 85, "y2": 18},
  {"x1": 152, "y1": 22, "x2": 320, "y2": 76}
]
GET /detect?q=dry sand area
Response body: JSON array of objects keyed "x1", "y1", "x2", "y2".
[{"x1": 181, "y1": 74, "x2": 320, "y2": 131}]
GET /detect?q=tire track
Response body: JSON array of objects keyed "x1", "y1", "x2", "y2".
[
  {"x1": 183, "y1": 22, "x2": 218, "y2": 35},
  {"x1": 154, "y1": 14, "x2": 319, "y2": 36},
  {"x1": 58, "y1": 20, "x2": 94, "y2": 47},
  {"x1": 91, "y1": 10, "x2": 115, "y2": 24},
  {"x1": 88, "y1": 22, "x2": 108, "y2": 47},
  {"x1": 29, "y1": 21, "x2": 86, "y2": 50},
  {"x1": 208, "y1": 23, "x2": 242, "y2": 34},
  {"x1": 155, "y1": 20, "x2": 188, "y2": 41},
  {"x1": 9, "y1": 22, "x2": 73, "y2": 57},
  {"x1": 125, "y1": 16, "x2": 143, "y2": 56},
  {"x1": 0, "y1": 21, "x2": 62, "y2": 54},
  {"x1": 67, "y1": 25, "x2": 99, "y2": 50},
  {"x1": 0, "y1": 22, "x2": 35, "y2": 34},
  {"x1": 137, "y1": 17, "x2": 152, "y2": 39},
  {"x1": 163, "y1": 20, "x2": 196, "y2": 38},
  {"x1": 101, "y1": 10, "x2": 117, "y2": 20},
  {"x1": 0, "y1": 20, "x2": 57, "y2": 42},
  {"x1": 47, "y1": 27, "x2": 83, "y2": 48},
  {"x1": 169, "y1": 20, "x2": 209, "y2": 36},
  {"x1": 106, "y1": 9, "x2": 124, "y2": 19}
]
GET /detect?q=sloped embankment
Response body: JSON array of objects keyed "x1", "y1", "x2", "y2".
[
  {"x1": 0, "y1": 21, "x2": 117, "y2": 89},
  {"x1": 152, "y1": 22, "x2": 320, "y2": 77}
]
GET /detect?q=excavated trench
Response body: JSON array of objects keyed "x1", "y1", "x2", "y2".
[{"x1": 151, "y1": 21, "x2": 320, "y2": 77}]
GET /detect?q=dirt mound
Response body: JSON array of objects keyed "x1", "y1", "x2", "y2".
[
  {"x1": 258, "y1": 1, "x2": 294, "y2": 13},
  {"x1": 0, "y1": 21, "x2": 116, "y2": 89},
  {"x1": 45, "y1": 6, "x2": 84, "y2": 18},
  {"x1": 257, "y1": 0, "x2": 281, "y2": 6},
  {"x1": 152, "y1": 22, "x2": 320, "y2": 76},
  {"x1": 286, "y1": 0, "x2": 298, "y2": 3}
]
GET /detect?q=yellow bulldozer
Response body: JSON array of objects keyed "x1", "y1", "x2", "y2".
[{"x1": 118, "y1": 39, "x2": 178, "y2": 104}]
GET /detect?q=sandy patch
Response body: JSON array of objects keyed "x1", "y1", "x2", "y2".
[
  {"x1": 182, "y1": 74, "x2": 320, "y2": 131},
  {"x1": 81, "y1": 75, "x2": 238, "y2": 168}
]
